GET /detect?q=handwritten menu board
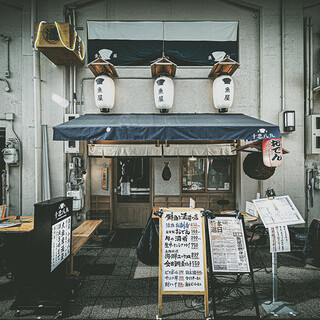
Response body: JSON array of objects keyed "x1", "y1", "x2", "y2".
[
  {"x1": 253, "y1": 196, "x2": 304, "y2": 227},
  {"x1": 160, "y1": 208, "x2": 206, "y2": 293},
  {"x1": 51, "y1": 216, "x2": 72, "y2": 272},
  {"x1": 208, "y1": 216, "x2": 250, "y2": 273}
]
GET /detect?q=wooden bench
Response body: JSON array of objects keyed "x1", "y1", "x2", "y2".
[{"x1": 67, "y1": 219, "x2": 103, "y2": 275}]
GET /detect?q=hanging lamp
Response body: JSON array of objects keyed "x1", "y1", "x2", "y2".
[{"x1": 88, "y1": 57, "x2": 118, "y2": 113}]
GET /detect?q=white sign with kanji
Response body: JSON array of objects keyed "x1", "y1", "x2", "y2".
[
  {"x1": 161, "y1": 209, "x2": 205, "y2": 292},
  {"x1": 51, "y1": 216, "x2": 71, "y2": 272},
  {"x1": 268, "y1": 225, "x2": 291, "y2": 253}
]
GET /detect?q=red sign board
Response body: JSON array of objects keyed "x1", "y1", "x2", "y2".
[{"x1": 262, "y1": 138, "x2": 283, "y2": 167}]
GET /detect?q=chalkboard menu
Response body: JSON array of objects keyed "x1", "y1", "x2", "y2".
[
  {"x1": 160, "y1": 208, "x2": 207, "y2": 293},
  {"x1": 208, "y1": 216, "x2": 250, "y2": 273},
  {"x1": 34, "y1": 197, "x2": 72, "y2": 273}
]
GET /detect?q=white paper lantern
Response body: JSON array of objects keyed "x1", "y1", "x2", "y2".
[
  {"x1": 94, "y1": 75, "x2": 115, "y2": 112},
  {"x1": 212, "y1": 74, "x2": 234, "y2": 113},
  {"x1": 154, "y1": 75, "x2": 174, "y2": 113}
]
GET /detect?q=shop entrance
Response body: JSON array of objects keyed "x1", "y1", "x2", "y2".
[{"x1": 114, "y1": 157, "x2": 151, "y2": 228}]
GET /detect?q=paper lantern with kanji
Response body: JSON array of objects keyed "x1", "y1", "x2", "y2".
[
  {"x1": 94, "y1": 75, "x2": 115, "y2": 113},
  {"x1": 154, "y1": 76, "x2": 174, "y2": 113},
  {"x1": 212, "y1": 74, "x2": 234, "y2": 113}
]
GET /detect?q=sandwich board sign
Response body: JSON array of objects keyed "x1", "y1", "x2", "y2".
[
  {"x1": 208, "y1": 215, "x2": 250, "y2": 273},
  {"x1": 206, "y1": 213, "x2": 260, "y2": 318},
  {"x1": 157, "y1": 207, "x2": 209, "y2": 319}
]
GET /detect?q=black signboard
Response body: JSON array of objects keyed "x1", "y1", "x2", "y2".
[{"x1": 34, "y1": 197, "x2": 72, "y2": 273}]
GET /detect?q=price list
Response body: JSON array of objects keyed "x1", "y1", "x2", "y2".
[
  {"x1": 51, "y1": 216, "x2": 71, "y2": 272},
  {"x1": 161, "y1": 210, "x2": 205, "y2": 292}
]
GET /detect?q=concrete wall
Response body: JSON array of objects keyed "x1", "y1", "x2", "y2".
[
  {"x1": 0, "y1": 0, "x2": 316, "y2": 223},
  {"x1": 304, "y1": 1, "x2": 320, "y2": 222}
]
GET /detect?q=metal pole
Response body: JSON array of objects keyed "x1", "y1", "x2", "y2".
[
  {"x1": 309, "y1": 17, "x2": 313, "y2": 113},
  {"x1": 272, "y1": 252, "x2": 278, "y2": 302},
  {"x1": 5, "y1": 163, "x2": 10, "y2": 216},
  {"x1": 305, "y1": 17, "x2": 310, "y2": 116},
  {"x1": 32, "y1": 0, "x2": 42, "y2": 203},
  {"x1": 280, "y1": 0, "x2": 285, "y2": 112},
  {"x1": 9, "y1": 119, "x2": 22, "y2": 215}
]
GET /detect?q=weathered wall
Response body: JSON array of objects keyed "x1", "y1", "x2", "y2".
[
  {"x1": 0, "y1": 0, "x2": 314, "y2": 223},
  {"x1": 304, "y1": 1, "x2": 320, "y2": 222}
]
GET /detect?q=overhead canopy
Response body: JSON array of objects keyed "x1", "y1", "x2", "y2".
[{"x1": 53, "y1": 113, "x2": 281, "y2": 142}]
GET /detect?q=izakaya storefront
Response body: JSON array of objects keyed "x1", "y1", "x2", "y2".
[{"x1": 53, "y1": 113, "x2": 281, "y2": 229}]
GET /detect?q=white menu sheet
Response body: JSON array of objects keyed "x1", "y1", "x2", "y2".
[
  {"x1": 253, "y1": 196, "x2": 304, "y2": 227},
  {"x1": 208, "y1": 216, "x2": 250, "y2": 273},
  {"x1": 51, "y1": 216, "x2": 71, "y2": 272},
  {"x1": 268, "y1": 225, "x2": 291, "y2": 253},
  {"x1": 161, "y1": 209, "x2": 205, "y2": 292}
]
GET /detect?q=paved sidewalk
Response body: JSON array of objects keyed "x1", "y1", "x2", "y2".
[{"x1": 0, "y1": 229, "x2": 320, "y2": 319}]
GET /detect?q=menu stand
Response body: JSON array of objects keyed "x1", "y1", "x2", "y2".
[
  {"x1": 261, "y1": 249, "x2": 298, "y2": 316},
  {"x1": 155, "y1": 208, "x2": 211, "y2": 320},
  {"x1": 204, "y1": 211, "x2": 260, "y2": 319}
]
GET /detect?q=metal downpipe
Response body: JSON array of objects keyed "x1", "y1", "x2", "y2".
[
  {"x1": 281, "y1": 0, "x2": 285, "y2": 112},
  {"x1": 309, "y1": 17, "x2": 313, "y2": 113},
  {"x1": 9, "y1": 120, "x2": 22, "y2": 215},
  {"x1": 32, "y1": 0, "x2": 42, "y2": 202}
]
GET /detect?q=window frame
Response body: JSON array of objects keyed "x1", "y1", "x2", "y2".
[{"x1": 180, "y1": 156, "x2": 235, "y2": 194}]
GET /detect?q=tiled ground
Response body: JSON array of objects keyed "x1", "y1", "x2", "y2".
[{"x1": 0, "y1": 230, "x2": 320, "y2": 319}]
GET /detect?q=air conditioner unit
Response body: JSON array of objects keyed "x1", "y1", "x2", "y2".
[{"x1": 306, "y1": 115, "x2": 320, "y2": 154}]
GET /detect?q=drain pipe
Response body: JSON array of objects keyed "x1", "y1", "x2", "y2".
[
  {"x1": 72, "y1": 8, "x2": 77, "y2": 114},
  {"x1": 305, "y1": 18, "x2": 310, "y2": 116},
  {"x1": 32, "y1": 0, "x2": 42, "y2": 202},
  {"x1": 280, "y1": 0, "x2": 285, "y2": 112},
  {"x1": 9, "y1": 118, "x2": 22, "y2": 215},
  {"x1": 5, "y1": 163, "x2": 10, "y2": 215},
  {"x1": 309, "y1": 17, "x2": 313, "y2": 114}
]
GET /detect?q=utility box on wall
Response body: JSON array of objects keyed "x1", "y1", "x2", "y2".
[
  {"x1": 64, "y1": 114, "x2": 81, "y2": 153},
  {"x1": 306, "y1": 115, "x2": 320, "y2": 154}
]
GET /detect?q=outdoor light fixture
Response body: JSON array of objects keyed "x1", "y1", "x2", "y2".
[
  {"x1": 208, "y1": 55, "x2": 239, "y2": 113},
  {"x1": 151, "y1": 57, "x2": 177, "y2": 113},
  {"x1": 283, "y1": 110, "x2": 295, "y2": 132},
  {"x1": 88, "y1": 58, "x2": 118, "y2": 113}
]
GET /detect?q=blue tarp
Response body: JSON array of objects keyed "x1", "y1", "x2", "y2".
[{"x1": 53, "y1": 113, "x2": 281, "y2": 142}]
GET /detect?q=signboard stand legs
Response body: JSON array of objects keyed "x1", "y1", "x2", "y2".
[
  {"x1": 253, "y1": 196, "x2": 303, "y2": 316},
  {"x1": 206, "y1": 213, "x2": 260, "y2": 319},
  {"x1": 204, "y1": 213, "x2": 217, "y2": 320},
  {"x1": 261, "y1": 252, "x2": 298, "y2": 316}
]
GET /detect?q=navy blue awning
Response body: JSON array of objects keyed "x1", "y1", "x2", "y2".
[{"x1": 53, "y1": 113, "x2": 281, "y2": 142}]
